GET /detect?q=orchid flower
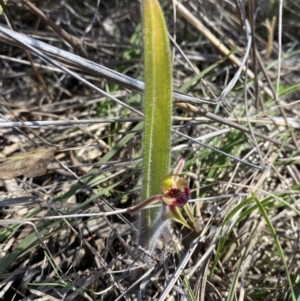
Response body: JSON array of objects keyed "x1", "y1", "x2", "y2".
[{"x1": 129, "y1": 157, "x2": 197, "y2": 231}]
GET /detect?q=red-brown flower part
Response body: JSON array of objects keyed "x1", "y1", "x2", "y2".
[{"x1": 162, "y1": 177, "x2": 190, "y2": 207}]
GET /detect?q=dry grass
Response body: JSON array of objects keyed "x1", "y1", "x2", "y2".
[{"x1": 0, "y1": 0, "x2": 299, "y2": 300}]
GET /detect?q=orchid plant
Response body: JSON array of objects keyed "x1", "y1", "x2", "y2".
[
  {"x1": 129, "y1": 157, "x2": 197, "y2": 231},
  {"x1": 137, "y1": 0, "x2": 196, "y2": 251}
]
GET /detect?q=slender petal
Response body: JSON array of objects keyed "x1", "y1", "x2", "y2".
[
  {"x1": 173, "y1": 157, "x2": 185, "y2": 182},
  {"x1": 128, "y1": 195, "x2": 163, "y2": 212}
]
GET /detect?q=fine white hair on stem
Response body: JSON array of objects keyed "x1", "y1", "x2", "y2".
[{"x1": 147, "y1": 205, "x2": 171, "y2": 255}]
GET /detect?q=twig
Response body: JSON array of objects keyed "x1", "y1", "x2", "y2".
[
  {"x1": 0, "y1": 118, "x2": 142, "y2": 128},
  {"x1": 0, "y1": 25, "x2": 209, "y2": 104}
]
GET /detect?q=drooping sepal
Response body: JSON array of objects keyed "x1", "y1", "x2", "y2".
[{"x1": 167, "y1": 205, "x2": 192, "y2": 230}]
